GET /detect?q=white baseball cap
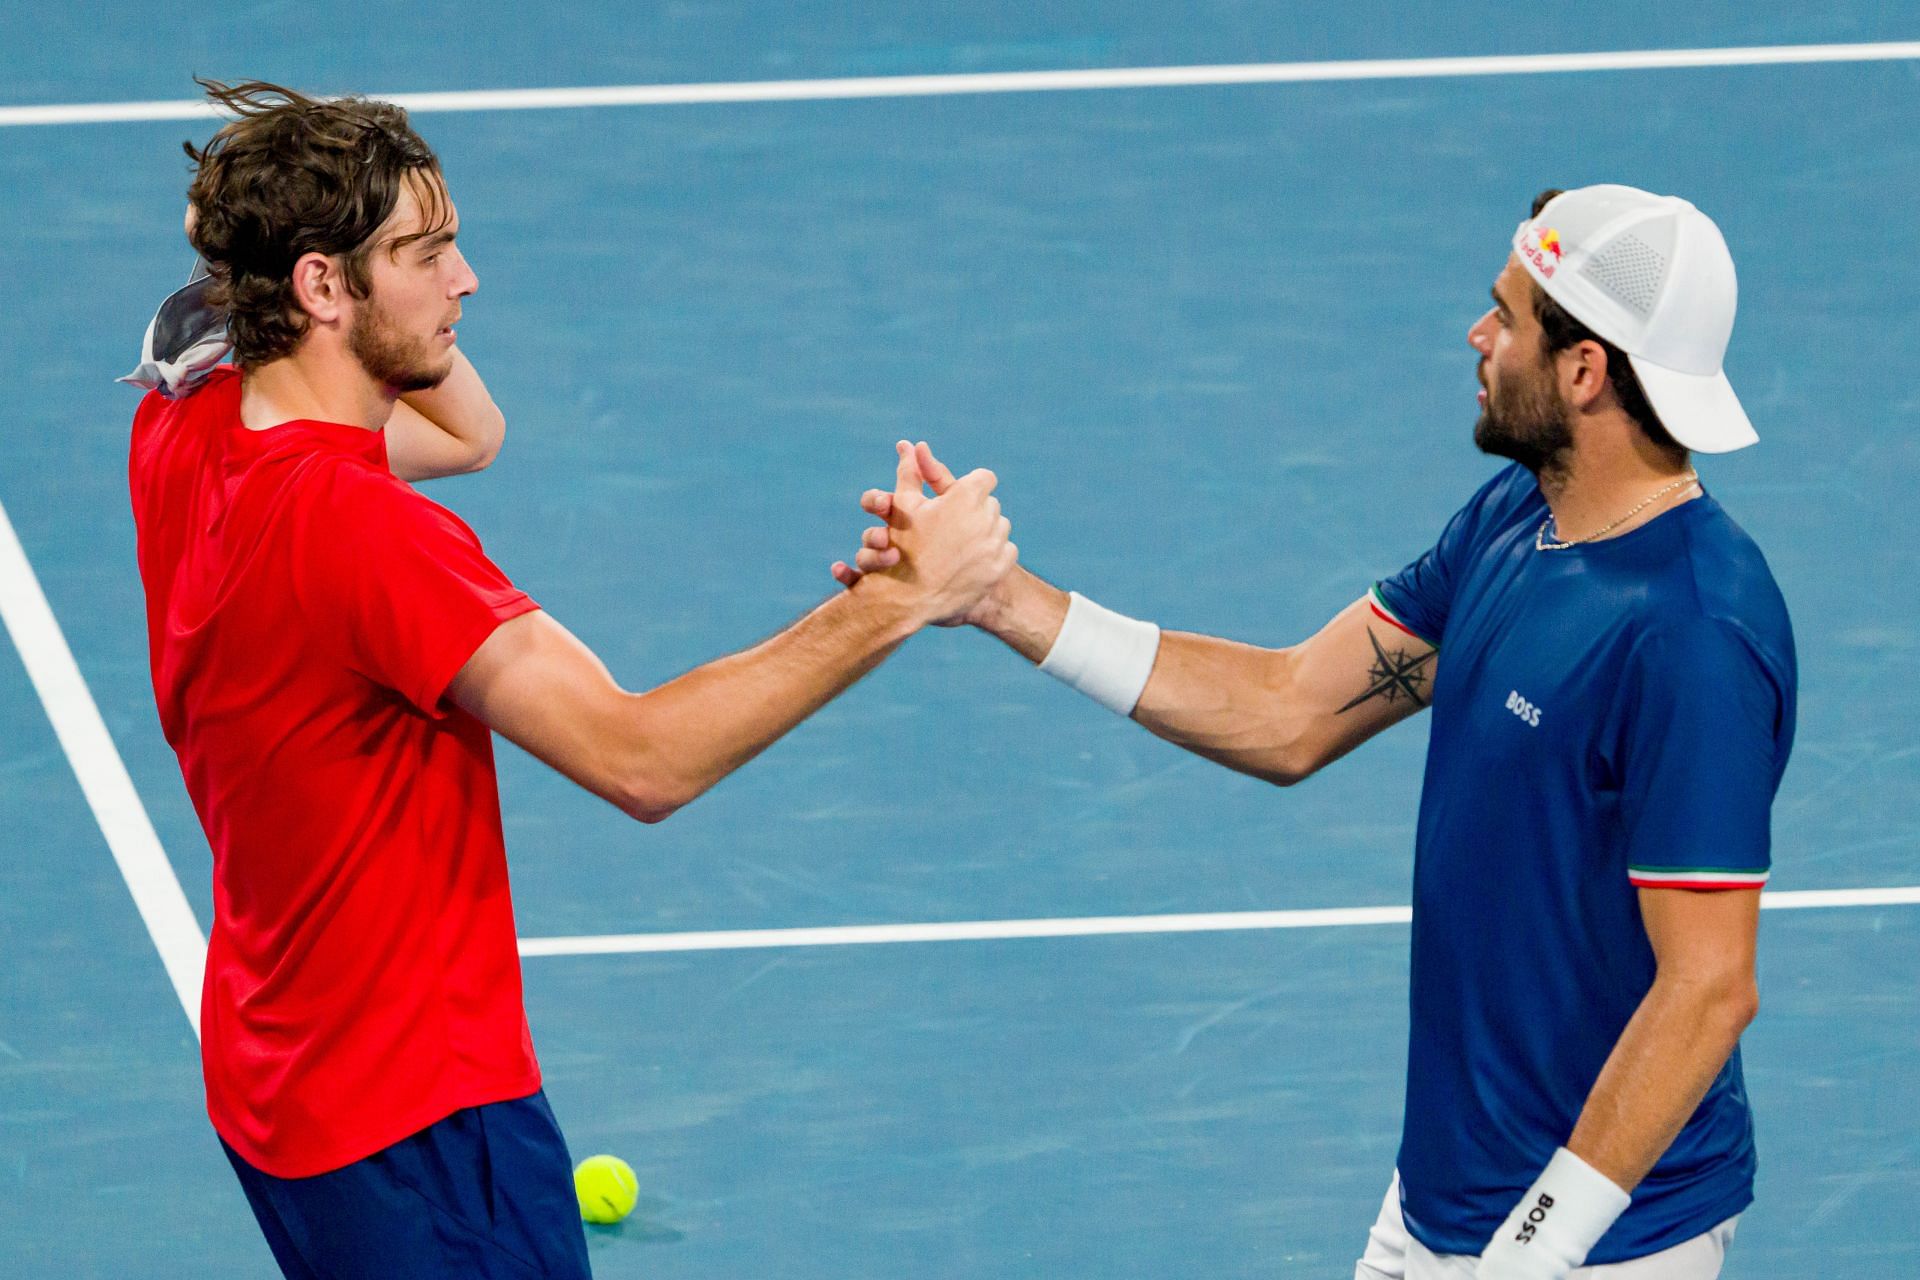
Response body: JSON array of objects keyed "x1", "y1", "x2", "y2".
[{"x1": 1512, "y1": 184, "x2": 1757, "y2": 453}]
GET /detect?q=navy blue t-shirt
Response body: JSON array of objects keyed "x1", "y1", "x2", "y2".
[{"x1": 1373, "y1": 464, "x2": 1796, "y2": 1263}]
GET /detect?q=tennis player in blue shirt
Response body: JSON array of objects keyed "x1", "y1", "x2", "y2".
[{"x1": 838, "y1": 184, "x2": 1795, "y2": 1279}]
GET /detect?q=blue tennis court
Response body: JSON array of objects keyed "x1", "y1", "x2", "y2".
[{"x1": 2, "y1": 5, "x2": 1916, "y2": 1275}]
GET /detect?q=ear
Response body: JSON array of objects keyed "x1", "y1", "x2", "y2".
[
  {"x1": 288, "y1": 251, "x2": 350, "y2": 328},
  {"x1": 1561, "y1": 338, "x2": 1611, "y2": 412}
]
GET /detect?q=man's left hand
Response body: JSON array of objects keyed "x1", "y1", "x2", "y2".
[{"x1": 1476, "y1": 1148, "x2": 1630, "y2": 1279}]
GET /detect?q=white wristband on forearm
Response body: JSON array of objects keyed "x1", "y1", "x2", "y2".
[
  {"x1": 1475, "y1": 1148, "x2": 1631, "y2": 1280},
  {"x1": 1037, "y1": 592, "x2": 1161, "y2": 716}
]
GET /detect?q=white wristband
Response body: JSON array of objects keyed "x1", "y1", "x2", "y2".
[
  {"x1": 1476, "y1": 1148, "x2": 1631, "y2": 1280},
  {"x1": 1037, "y1": 591, "x2": 1161, "y2": 716}
]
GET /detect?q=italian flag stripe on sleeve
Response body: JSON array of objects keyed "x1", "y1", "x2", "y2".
[
  {"x1": 1629, "y1": 866, "x2": 1770, "y2": 890},
  {"x1": 1368, "y1": 584, "x2": 1434, "y2": 647}
]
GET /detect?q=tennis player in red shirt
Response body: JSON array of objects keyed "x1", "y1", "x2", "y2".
[{"x1": 128, "y1": 80, "x2": 1015, "y2": 1279}]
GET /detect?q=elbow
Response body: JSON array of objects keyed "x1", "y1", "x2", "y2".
[
  {"x1": 616, "y1": 783, "x2": 687, "y2": 825},
  {"x1": 1670, "y1": 968, "x2": 1760, "y2": 1036},
  {"x1": 1707, "y1": 965, "x2": 1760, "y2": 1032},
  {"x1": 458, "y1": 408, "x2": 506, "y2": 474},
  {"x1": 466, "y1": 420, "x2": 505, "y2": 473},
  {"x1": 1256, "y1": 739, "x2": 1326, "y2": 788},
  {"x1": 614, "y1": 764, "x2": 702, "y2": 825},
  {"x1": 1255, "y1": 657, "x2": 1324, "y2": 787},
  {"x1": 601, "y1": 701, "x2": 700, "y2": 823},
  {"x1": 1728, "y1": 979, "x2": 1760, "y2": 1033}
]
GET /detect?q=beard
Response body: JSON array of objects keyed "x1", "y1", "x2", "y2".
[
  {"x1": 348, "y1": 294, "x2": 453, "y2": 394},
  {"x1": 1474, "y1": 361, "x2": 1573, "y2": 479}
]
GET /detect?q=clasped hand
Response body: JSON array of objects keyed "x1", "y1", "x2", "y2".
[{"x1": 831, "y1": 440, "x2": 1016, "y2": 628}]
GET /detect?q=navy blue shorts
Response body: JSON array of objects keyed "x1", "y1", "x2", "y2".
[{"x1": 221, "y1": 1089, "x2": 592, "y2": 1279}]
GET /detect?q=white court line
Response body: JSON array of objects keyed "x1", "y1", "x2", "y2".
[
  {"x1": 517, "y1": 886, "x2": 1920, "y2": 957},
  {"x1": 1760, "y1": 886, "x2": 1920, "y2": 911},
  {"x1": 0, "y1": 498, "x2": 206, "y2": 1036},
  {"x1": 3, "y1": 41, "x2": 1920, "y2": 128}
]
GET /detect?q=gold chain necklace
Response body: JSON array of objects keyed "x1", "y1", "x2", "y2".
[{"x1": 1535, "y1": 472, "x2": 1699, "y2": 551}]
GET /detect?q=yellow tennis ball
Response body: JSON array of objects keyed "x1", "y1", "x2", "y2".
[{"x1": 574, "y1": 1154, "x2": 639, "y2": 1225}]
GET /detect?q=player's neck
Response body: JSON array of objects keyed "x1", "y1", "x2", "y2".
[
  {"x1": 1538, "y1": 424, "x2": 1698, "y2": 545},
  {"x1": 239, "y1": 344, "x2": 397, "y2": 434}
]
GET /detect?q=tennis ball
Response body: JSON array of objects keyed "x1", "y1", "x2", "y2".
[{"x1": 574, "y1": 1154, "x2": 639, "y2": 1225}]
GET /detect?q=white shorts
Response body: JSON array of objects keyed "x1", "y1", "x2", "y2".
[{"x1": 1355, "y1": 1174, "x2": 1739, "y2": 1280}]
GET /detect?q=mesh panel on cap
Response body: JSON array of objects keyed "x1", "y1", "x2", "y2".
[{"x1": 1580, "y1": 233, "x2": 1665, "y2": 316}]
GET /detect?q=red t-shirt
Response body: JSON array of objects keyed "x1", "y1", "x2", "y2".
[{"x1": 129, "y1": 366, "x2": 543, "y2": 1177}]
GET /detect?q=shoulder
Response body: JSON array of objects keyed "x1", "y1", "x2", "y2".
[
  {"x1": 130, "y1": 387, "x2": 170, "y2": 436},
  {"x1": 130, "y1": 364, "x2": 240, "y2": 450},
  {"x1": 298, "y1": 455, "x2": 513, "y2": 596},
  {"x1": 1599, "y1": 503, "x2": 1796, "y2": 766},
  {"x1": 1479, "y1": 461, "x2": 1544, "y2": 511},
  {"x1": 1667, "y1": 500, "x2": 1795, "y2": 672},
  {"x1": 1630, "y1": 611, "x2": 1769, "y2": 676},
  {"x1": 1623, "y1": 600, "x2": 1794, "y2": 723},
  {"x1": 282, "y1": 459, "x2": 503, "y2": 618},
  {"x1": 277, "y1": 458, "x2": 459, "y2": 595},
  {"x1": 129, "y1": 368, "x2": 244, "y2": 522},
  {"x1": 135, "y1": 363, "x2": 240, "y2": 419},
  {"x1": 300, "y1": 455, "x2": 481, "y2": 545},
  {"x1": 1436, "y1": 462, "x2": 1545, "y2": 552},
  {"x1": 1448, "y1": 462, "x2": 1539, "y2": 517}
]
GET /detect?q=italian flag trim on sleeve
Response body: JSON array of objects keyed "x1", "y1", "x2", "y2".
[
  {"x1": 1628, "y1": 866, "x2": 1770, "y2": 890},
  {"x1": 1369, "y1": 584, "x2": 1435, "y2": 648}
]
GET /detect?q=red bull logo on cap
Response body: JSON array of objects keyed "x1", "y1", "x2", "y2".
[{"x1": 1521, "y1": 224, "x2": 1564, "y2": 278}]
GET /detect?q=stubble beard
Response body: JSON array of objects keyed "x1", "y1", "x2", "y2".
[{"x1": 348, "y1": 294, "x2": 453, "y2": 395}]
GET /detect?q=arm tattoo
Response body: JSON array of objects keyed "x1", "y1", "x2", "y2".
[{"x1": 1337, "y1": 626, "x2": 1436, "y2": 714}]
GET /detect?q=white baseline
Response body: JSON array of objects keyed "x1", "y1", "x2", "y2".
[
  {"x1": 518, "y1": 886, "x2": 1920, "y2": 957},
  {"x1": 2, "y1": 41, "x2": 1919, "y2": 128}
]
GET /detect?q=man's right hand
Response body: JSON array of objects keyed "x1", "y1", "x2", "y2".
[
  {"x1": 845, "y1": 440, "x2": 1017, "y2": 628},
  {"x1": 833, "y1": 441, "x2": 1025, "y2": 629},
  {"x1": 833, "y1": 440, "x2": 1441, "y2": 787}
]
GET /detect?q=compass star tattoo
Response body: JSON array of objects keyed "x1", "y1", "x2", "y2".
[{"x1": 1337, "y1": 626, "x2": 1436, "y2": 713}]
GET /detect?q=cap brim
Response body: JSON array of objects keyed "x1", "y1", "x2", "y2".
[{"x1": 1627, "y1": 356, "x2": 1759, "y2": 454}]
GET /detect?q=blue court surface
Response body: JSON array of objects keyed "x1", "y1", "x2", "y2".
[{"x1": 3, "y1": 5, "x2": 1918, "y2": 1276}]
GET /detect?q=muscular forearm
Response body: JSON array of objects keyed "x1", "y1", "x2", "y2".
[
  {"x1": 614, "y1": 584, "x2": 917, "y2": 819},
  {"x1": 976, "y1": 569, "x2": 1284, "y2": 774},
  {"x1": 976, "y1": 569, "x2": 1392, "y2": 785},
  {"x1": 453, "y1": 591, "x2": 916, "y2": 824},
  {"x1": 1566, "y1": 970, "x2": 1759, "y2": 1192},
  {"x1": 1129, "y1": 631, "x2": 1318, "y2": 783},
  {"x1": 461, "y1": 446, "x2": 1013, "y2": 823}
]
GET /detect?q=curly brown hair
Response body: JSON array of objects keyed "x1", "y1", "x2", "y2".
[{"x1": 183, "y1": 78, "x2": 450, "y2": 368}]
